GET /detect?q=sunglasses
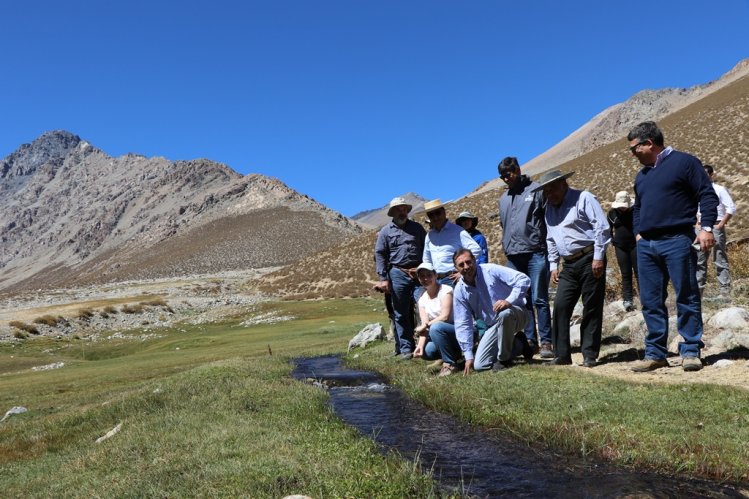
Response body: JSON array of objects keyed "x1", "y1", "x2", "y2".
[{"x1": 629, "y1": 140, "x2": 650, "y2": 154}]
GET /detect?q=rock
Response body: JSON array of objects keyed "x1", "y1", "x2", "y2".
[
  {"x1": 606, "y1": 301, "x2": 626, "y2": 314},
  {"x1": 713, "y1": 359, "x2": 735, "y2": 368},
  {"x1": 570, "y1": 324, "x2": 581, "y2": 348},
  {"x1": 707, "y1": 307, "x2": 749, "y2": 330},
  {"x1": 1, "y1": 406, "x2": 28, "y2": 423},
  {"x1": 31, "y1": 362, "x2": 65, "y2": 371},
  {"x1": 613, "y1": 315, "x2": 646, "y2": 336},
  {"x1": 348, "y1": 323, "x2": 385, "y2": 351},
  {"x1": 707, "y1": 331, "x2": 749, "y2": 351}
]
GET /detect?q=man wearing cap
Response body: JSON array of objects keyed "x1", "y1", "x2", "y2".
[
  {"x1": 422, "y1": 199, "x2": 482, "y2": 285},
  {"x1": 628, "y1": 121, "x2": 718, "y2": 372},
  {"x1": 498, "y1": 156, "x2": 554, "y2": 359},
  {"x1": 452, "y1": 248, "x2": 531, "y2": 374},
  {"x1": 456, "y1": 211, "x2": 489, "y2": 264},
  {"x1": 374, "y1": 197, "x2": 427, "y2": 359},
  {"x1": 535, "y1": 170, "x2": 610, "y2": 367}
]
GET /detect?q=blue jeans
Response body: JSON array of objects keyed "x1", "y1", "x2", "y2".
[
  {"x1": 506, "y1": 252, "x2": 552, "y2": 345},
  {"x1": 638, "y1": 233, "x2": 704, "y2": 360},
  {"x1": 422, "y1": 321, "x2": 461, "y2": 365},
  {"x1": 388, "y1": 267, "x2": 422, "y2": 355}
]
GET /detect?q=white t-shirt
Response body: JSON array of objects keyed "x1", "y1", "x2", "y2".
[{"x1": 418, "y1": 284, "x2": 453, "y2": 323}]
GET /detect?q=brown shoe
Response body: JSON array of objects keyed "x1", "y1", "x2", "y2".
[
  {"x1": 631, "y1": 358, "x2": 669, "y2": 372},
  {"x1": 539, "y1": 342, "x2": 554, "y2": 359},
  {"x1": 682, "y1": 357, "x2": 703, "y2": 372},
  {"x1": 437, "y1": 363, "x2": 457, "y2": 377},
  {"x1": 426, "y1": 359, "x2": 444, "y2": 373}
]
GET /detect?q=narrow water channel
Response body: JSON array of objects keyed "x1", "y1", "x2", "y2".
[{"x1": 293, "y1": 356, "x2": 745, "y2": 498}]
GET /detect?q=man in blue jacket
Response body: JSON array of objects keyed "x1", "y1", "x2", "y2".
[{"x1": 628, "y1": 121, "x2": 719, "y2": 372}]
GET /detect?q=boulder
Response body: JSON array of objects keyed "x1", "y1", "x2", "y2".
[
  {"x1": 1, "y1": 406, "x2": 28, "y2": 423},
  {"x1": 348, "y1": 323, "x2": 385, "y2": 351},
  {"x1": 707, "y1": 307, "x2": 749, "y2": 330},
  {"x1": 706, "y1": 331, "x2": 749, "y2": 351},
  {"x1": 712, "y1": 359, "x2": 735, "y2": 368},
  {"x1": 570, "y1": 324, "x2": 581, "y2": 348},
  {"x1": 613, "y1": 314, "x2": 646, "y2": 336}
]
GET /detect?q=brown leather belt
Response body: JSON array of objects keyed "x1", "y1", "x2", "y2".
[{"x1": 563, "y1": 245, "x2": 594, "y2": 263}]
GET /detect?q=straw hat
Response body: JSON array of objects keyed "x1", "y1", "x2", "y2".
[{"x1": 423, "y1": 199, "x2": 445, "y2": 213}]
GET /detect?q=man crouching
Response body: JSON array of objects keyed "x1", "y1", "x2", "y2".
[{"x1": 452, "y1": 249, "x2": 531, "y2": 375}]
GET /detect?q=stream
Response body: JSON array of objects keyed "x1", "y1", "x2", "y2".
[{"x1": 293, "y1": 355, "x2": 745, "y2": 498}]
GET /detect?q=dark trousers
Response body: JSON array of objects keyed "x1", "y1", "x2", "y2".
[
  {"x1": 552, "y1": 253, "x2": 606, "y2": 361},
  {"x1": 614, "y1": 246, "x2": 638, "y2": 303}
]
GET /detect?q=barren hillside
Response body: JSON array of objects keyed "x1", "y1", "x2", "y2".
[
  {"x1": 254, "y1": 63, "x2": 749, "y2": 299},
  {"x1": 0, "y1": 131, "x2": 362, "y2": 291}
]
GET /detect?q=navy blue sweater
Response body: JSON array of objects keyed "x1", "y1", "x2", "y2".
[{"x1": 633, "y1": 149, "x2": 718, "y2": 236}]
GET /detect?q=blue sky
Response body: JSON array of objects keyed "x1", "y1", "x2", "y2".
[{"x1": 2, "y1": 1, "x2": 748, "y2": 216}]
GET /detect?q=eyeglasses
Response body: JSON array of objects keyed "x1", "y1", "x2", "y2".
[
  {"x1": 499, "y1": 170, "x2": 515, "y2": 180},
  {"x1": 629, "y1": 140, "x2": 650, "y2": 154}
]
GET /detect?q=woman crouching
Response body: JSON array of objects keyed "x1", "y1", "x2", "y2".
[{"x1": 413, "y1": 262, "x2": 462, "y2": 376}]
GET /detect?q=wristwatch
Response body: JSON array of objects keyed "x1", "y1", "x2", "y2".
[{"x1": 702, "y1": 226, "x2": 713, "y2": 232}]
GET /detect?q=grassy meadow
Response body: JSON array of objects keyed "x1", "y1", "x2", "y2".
[
  {"x1": 0, "y1": 299, "x2": 436, "y2": 498},
  {"x1": 2, "y1": 297, "x2": 749, "y2": 497}
]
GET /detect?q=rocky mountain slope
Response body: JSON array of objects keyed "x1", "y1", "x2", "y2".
[
  {"x1": 351, "y1": 192, "x2": 428, "y2": 229},
  {"x1": 475, "y1": 58, "x2": 749, "y2": 193},
  {"x1": 254, "y1": 60, "x2": 749, "y2": 299},
  {"x1": 0, "y1": 131, "x2": 362, "y2": 291}
]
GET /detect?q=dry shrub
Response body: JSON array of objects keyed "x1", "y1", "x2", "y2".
[
  {"x1": 729, "y1": 241, "x2": 749, "y2": 279},
  {"x1": 9, "y1": 320, "x2": 40, "y2": 335},
  {"x1": 77, "y1": 309, "x2": 94, "y2": 320},
  {"x1": 33, "y1": 315, "x2": 61, "y2": 327},
  {"x1": 103, "y1": 305, "x2": 118, "y2": 314},
  {"x1": 13, "y1": 330, "x2": 28, "y2": 339},
  {"x1": 121, "y1": 303, "x2": 145, "y2": 314}
]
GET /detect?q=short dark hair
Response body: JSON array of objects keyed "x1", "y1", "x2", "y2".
[
  {"x1": 452, "y1": 248, "x2": 474, "y2": 264},
  {"x1": 627, "y1": 121, "x2": 665, "y2": 147},
  {"x1": 704, "y1": 164, "x2": 714, "y2": 175},
  {"x1": 498, "y1": 156, "x2": 520, "y2": 175}
]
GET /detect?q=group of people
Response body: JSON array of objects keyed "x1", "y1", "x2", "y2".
[{"x1": 374, "y1": 121, "x2": 735, "y2": 375}]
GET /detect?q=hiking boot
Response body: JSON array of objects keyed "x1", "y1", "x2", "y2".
[
  {"x1": 398, "y1": 352, "x2": 413, "y2": 361},
  {"x1": 437, "y1": 363, "x2": 457, "y2": 377},
  {"x1": 682, "y1": 357, "x2": 703, "y2": 372},
  {"x1": 631, "y1": 358, "x2": 669, "y2": 372},
  {"x1": 539, "y1": 342, "x2": 554, "y2": 359},
  {"x1": 492, "y1": 359, "x2": 514, "y2": 372},
  {"x1": 582, "y1": 358, "x2": 598, "y2": 368}
]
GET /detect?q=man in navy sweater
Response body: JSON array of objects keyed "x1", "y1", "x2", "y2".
[{"x1": 627, "y1": 121, "x2": 719, "y2": 372}]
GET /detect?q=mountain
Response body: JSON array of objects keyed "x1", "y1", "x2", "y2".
[
  {"x1": 350, "y1": 192, "x2": 428, "y2": 229},
  {"x1": 474, "y1": 58, "x2": 749, "y2": 194},
  {"x1": 0, "y1": 131, "x2": 362, "y2": 291},
  {"x1": 254, "y1": 58, "x2": 749, "y2": 299}
]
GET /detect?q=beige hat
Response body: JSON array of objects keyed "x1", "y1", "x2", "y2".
[
  {"x1": 531, "y1": 170, "x2": 575, "y2": 192},
  {"x1": 455, "y1": 211, "x2": 478, "y2": 228},
  {"x1": 387, "y1": 197, "x2": 413, "y2": 217},
  {"x1": 423, "y1": 199, "x2": 445, "y2": 213},
  {"x1": 611, "y1": 191, "x2": 633, "y2": 209}
]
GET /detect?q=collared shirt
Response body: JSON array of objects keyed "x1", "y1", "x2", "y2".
[
  {"x1": 499, "y1": 175, "x2": 546, "y2": 255},
  {"x1": 713, "y1": 183, "x2": 737, "y2": 221},
  {"x1": 653, "y1": 146, "x2": 673, "y2": 168},
  {"x1": 453, "y1": 263, "x2": 530, "y2": 360},
  {"x1": 423, "y1": 221, "x2": 481, "y2": 274},
  {"x1": 545, "y1": 188, "x2": 610, "y2": 272},
  {"x1": 374, "y1": 219, "x2": 426, "y2": 279}
]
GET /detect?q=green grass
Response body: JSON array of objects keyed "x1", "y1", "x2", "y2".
[
  {"x1": 0, "y1": 298, "x2": 437, "y2": 498},
  {"x1": 349, "y1": 343, "x2": 749, "y2": 483},
  {"x1": 3, "y1": 297, "x2": 749, "y2": 496}
]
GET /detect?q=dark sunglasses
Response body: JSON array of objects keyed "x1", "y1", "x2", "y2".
[{"x1": 629, "y1": 140, "x2": 650, "y2": 154}]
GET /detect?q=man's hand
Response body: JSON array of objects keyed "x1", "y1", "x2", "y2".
[
  {"x1": 449, "y1": 270, "x2": 462, "y2": 284},
  {"x1": 551, "y1": 269, "x2": 560, "y2": 284},
  {"x1": 592, "y1": 259, "x2": 604, "y2": 279},
  {"x1": 463, "y1": 359, "x2": 473, "y2": 376},
  {"x1": 695, "y1": 230, "x2": 715, "y2": 252},
  {"x1": 492, "y1": 299, "x2": 511, "y2": 313},
  {"x1": 373, "y1": 280, "x2": 390, "y2": 294},
  {"x1": 413, "y1": 344, "x2": 424, "y2": 358}
]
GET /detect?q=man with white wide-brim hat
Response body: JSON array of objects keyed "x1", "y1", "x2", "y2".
[
  {"x1": 374, "y1": 196, "x2": 427, "y2": 360},
  {"x1": 533, "y1": 169, "x2": 610, "y2": 368}
]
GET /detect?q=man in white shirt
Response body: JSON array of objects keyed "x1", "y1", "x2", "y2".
[
  {"x1": 422, "y1": 199, "x2": 482, "y2": 285},
  {"x1": 696, "y1": 164, "x2": 737, "y2": 298}
]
